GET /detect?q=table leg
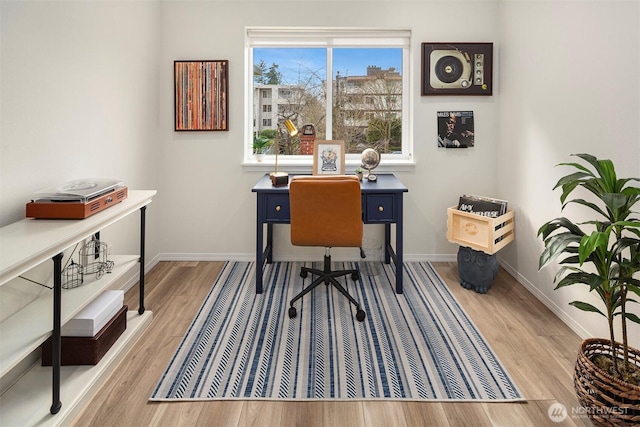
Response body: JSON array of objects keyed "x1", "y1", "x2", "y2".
[
  {"x1": 138, "y1": 206, "x2": 146, "y2": 314},
  {"x1": 266, "y1": 223, "x2": 273, "y2": 263},
  {"x1": 50, "y1": 252, "x2": 63, "y2": 415},
  {"x1": 256, "y1": 221, "x2": 263, "y2": 294},
  {"x1": 384, "y1": 224, "x2": 391, "y2": 264},
  {"x1": 395, "y1": 196, "x2": 404, "y2": 294}
]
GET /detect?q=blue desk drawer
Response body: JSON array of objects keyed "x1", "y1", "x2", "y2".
[
  {"x1": 365, "y1": 194, "x2": 395, "y2": 222},
  {"x1": 265, "y1": 194, "x2": 290, "y2": 221}
]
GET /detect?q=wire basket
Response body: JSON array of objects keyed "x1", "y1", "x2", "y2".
[
  {"x1": 79, "y1": 237, "x2": 114, "y2": 280},
  {"x1": 62, "y1": 260, "x2": 83, "y2": 289}
]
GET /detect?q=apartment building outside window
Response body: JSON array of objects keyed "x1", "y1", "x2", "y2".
[{"x1": 246, "y1": 27, "x2": 411, "y2": 162}]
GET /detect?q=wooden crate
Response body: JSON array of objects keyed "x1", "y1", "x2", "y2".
[{"x1": 447, "y1": 207, "x2": 515, "y2": 255}]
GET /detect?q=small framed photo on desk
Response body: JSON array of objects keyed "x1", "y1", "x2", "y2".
[{"x1": 313, "y1": 140, "x2": 345, "y2": 175}]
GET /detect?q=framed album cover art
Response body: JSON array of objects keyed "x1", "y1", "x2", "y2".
[
  {"x1": 438, "y1": 111, "x2": 475, "y2": 148},
  {"x1": 313, "y1": 140, "x2": 345, "y2": 175},
  {"x1": 174, "y1": 60, "x2": 228, "y2": 131},
  {"x1": 421, "y1": 43, "x2": 493, "y2": 96}
]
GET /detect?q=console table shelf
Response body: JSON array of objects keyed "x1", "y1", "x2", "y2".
[
  {"x1": 0, "y1": 312, "x2": 152, "y2": 427},
  {"x1": 0, "y1": 255, "x2": 138, "y2": 377},
  {"x1": 0, "y1": 190, "x2": 156, "y2": 425},
  {"x1": 0, "y1": 190, "x2": 156, "y2": 286}
]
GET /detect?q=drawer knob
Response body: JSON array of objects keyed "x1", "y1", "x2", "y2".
[
  {"x1": 378, "y1": 205, "x2": 384, "y2": 212},
  {"x1": 275, "y1": 205, "x2": 281, "y2": 212}
]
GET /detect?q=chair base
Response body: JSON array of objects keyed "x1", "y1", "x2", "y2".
[{"x1": 289, "y1": 254, "x2": 366, "y2": 322}]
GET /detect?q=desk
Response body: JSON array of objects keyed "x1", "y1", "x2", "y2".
[{"x1": 252, "y1": 174, "x2": 408, "y2": 294}]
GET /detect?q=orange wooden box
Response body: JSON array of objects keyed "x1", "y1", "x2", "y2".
[
  {"x1": 26, "y1": 187, "x2": 128, "y2": 219},
  {"x1": 447, "y1": 206, "x2": 515, "y2": 255}
]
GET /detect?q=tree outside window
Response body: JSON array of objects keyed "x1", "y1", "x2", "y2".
[{"x1": 247, "y1": 29, "x2": 410, "y2": 160}]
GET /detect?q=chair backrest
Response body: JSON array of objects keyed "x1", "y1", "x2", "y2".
[{"x1": 290, "y1": 175, "x2": 363, "y2": 248}]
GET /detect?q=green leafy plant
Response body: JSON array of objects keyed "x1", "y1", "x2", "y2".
[
  {"x1": 252, "y1": 133, "x2": 273, "y2": 154},
  {"x1": 538, "y1": 153, "x2": 640, "y2": 383}
]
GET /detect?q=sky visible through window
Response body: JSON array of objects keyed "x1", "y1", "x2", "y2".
[{"x1": 254, "y1": 48, "x2": 402, "y2": 84}]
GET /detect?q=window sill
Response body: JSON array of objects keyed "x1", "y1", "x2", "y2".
[{"x1": 242, "y1": 157, "x2": 416, "y2": 174}]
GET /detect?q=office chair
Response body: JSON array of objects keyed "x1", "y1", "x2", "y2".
[{"x1": 288, "y1": 175, "x2": 366, "y2": 322}]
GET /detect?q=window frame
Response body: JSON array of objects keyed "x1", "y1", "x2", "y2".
[{"x1": 244, "y1": 27, "x2": 414, "y2": 170}]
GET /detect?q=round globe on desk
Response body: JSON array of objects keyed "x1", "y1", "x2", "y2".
[{"x1": 361, "y1": 148, "x2": 380, "y2": 182}]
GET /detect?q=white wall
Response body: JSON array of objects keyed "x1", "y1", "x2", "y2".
[
  {"x1": 1, "y1": 1, "x2": 161, "y2": 255},
  {"x1": 498, "y1": 0, "x2": 640, "y2": 347},
  {"x1": 1, "y1": 0, "x2": 639, "y2": 347},
  {"x1": 157, "y1": 0, "x2": 501, "y2": 260},
  {"x1": 0, "y1": 1, "x2": 161, "y2": 327}
]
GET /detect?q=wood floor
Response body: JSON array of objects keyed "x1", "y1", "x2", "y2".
[{"x1": 71, "y1": 261, "x2": 591, "y2": 427}]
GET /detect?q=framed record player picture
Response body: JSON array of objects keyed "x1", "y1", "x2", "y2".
[
  {"x1": 174, "y1": 60, "x2": 228, "y2": 131},
  {"x1": 421, "y1": 43, "x2": 493, "y2": 96}
]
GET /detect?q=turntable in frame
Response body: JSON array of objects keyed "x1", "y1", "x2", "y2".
[
  {"x1": 26, "y1": 178, "x2": 128, "y2": 219},
  {"x1": 421, "y1": 42, "x2": 493, "y2": 96}
]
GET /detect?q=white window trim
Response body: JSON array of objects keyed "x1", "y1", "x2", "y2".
[{"x1": 243, "y1": 26, "x2": 415, "y2": 172}]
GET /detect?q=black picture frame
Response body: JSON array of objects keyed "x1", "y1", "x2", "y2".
[
  {"x1": 174, "y1": 60, "x2": 229, "y2": 131},
  {"x1": 421, "y1": 43, "x2": 493, "y2": 96},
  {"x1": 437, "y1": 111, "x2": 475, "y2": 148}
]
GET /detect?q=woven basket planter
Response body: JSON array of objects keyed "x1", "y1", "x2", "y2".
[{"x1": 574, "y1": 338, "x2": 640, "y2": 426}]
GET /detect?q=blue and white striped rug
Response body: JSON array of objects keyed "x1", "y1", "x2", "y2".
[{"x1": 150, "y1": 261, "x2": 523, "y2": 401}]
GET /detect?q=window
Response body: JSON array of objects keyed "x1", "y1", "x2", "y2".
[{"x1": 246, "y1": 28, "x2": 412, "y2": 163}]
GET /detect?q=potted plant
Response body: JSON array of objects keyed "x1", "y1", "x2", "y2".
[
  {"x1": 355, "y1": 167, "x2": 364, "y2": 181},
  {"x1": 538, "y1": 153, "x2": 640, "y2": 425},
  {"x1": 252, "y1": 133, "x2": 273, "y2": 162}
]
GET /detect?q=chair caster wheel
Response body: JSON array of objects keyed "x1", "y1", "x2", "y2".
[
  {"x1": 356, "y1": 309, "x2": 366, "y2": 322},
  {"x1": 351, "y1": 272, "x2": 359, "y2": 281},
  {"x1": 289, "y1": 307, "x2": 297, "y2": 318},
  {"x1": 300, "y1": 270, "x2": 308, "y2": 278}
]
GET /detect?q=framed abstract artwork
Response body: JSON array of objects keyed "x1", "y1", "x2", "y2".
[
  {"x1": 174, "y1": 60, "x2": 228, "y2": 131},
  {"x1": 313, "y1": 140, "x2": 345, "y2": 175}
]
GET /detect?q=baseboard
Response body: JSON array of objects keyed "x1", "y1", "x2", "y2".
[
  {"x1": 497, "y1": 257, "x2": 590, "y2": 340},
  {"x1": 159, "y1": 253, "x2": 254, "y2": 262},
  {"x1": 119, "y1": 254, "x2": 161, "y2": 294},
  {"x1": 404, "y1": 254, "x2": 457, "y2": 262},
  {"x1": 157, "y1": 252, "x2": 457, "y2": 263}
]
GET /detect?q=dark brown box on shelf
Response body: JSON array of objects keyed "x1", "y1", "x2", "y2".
[{"x1": 41, "y1": 305, "x2": 127, "y2": 366}]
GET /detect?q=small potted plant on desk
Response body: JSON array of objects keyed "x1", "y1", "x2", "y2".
[
  {"x1": 538, "y1": 153, "x2": 640, "y2": 426},
  {"x1": 253, "y1": 133, "x2": 273, "y2": 162}
]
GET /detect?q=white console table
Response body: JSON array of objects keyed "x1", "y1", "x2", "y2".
[{"x1": 0, "y1": 190, "x2": 156, "y2": 426}]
